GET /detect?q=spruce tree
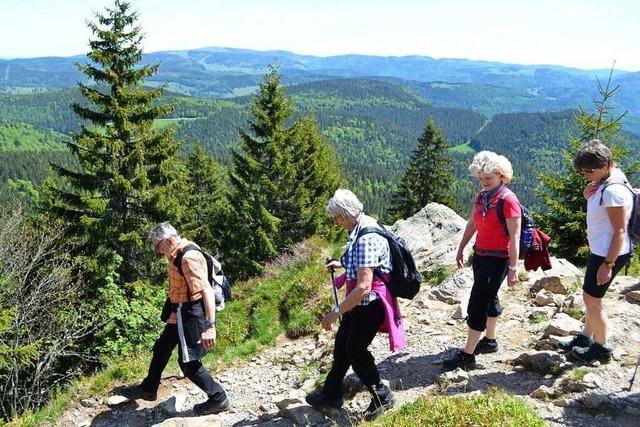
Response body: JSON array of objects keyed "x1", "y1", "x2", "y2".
[
  {"x1": 45, "y1": 0, "x2": 184, "y2": 285},
  {"x1": 386, "y1": 118, "x2": 456, "y2": 222},
  {"x1": 537, "y1": 69, "x2": 637, "y2": 264},
  {"x1": 225, "y1": 66, "x2": 341, "y2": 278},
  {"x1": 225, "y1": 65, "x2": 291, "y2": 277},
  {"x1": 181, "y1": 144, "x2": 228, "y2": 252}
]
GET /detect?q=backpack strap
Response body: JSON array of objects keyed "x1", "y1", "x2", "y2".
[
  {"x1": 495, "y1": 188, "x2": 513, "y2": 236},
  {"x1": 173, "y1": 243, "x2": 202, "y2": 302},
  {"x1": 356, "y1": 224, "x2": 390, "y2": 285},
  {"x1": 599, "y1": 178, "x2": 632, "y2": 206}
]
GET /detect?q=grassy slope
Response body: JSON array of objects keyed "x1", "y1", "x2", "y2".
[
  {"x1": 0, "y1": 122, "x2": 63, "y2": 151},
  {"x1": 10, "y1": 237, "x2": 335, "y2": 427}
]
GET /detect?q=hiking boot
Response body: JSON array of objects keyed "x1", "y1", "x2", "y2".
[
  {"x1": 557, "y1": 332, "x2": 593, "y2": 352},
  {"x1": 119, "y1": 384, "x2": 157, "y2": 402},
  {"x1": 474, "y1": 337, "x2": 498, "y2": 354},
  {"x1": 442, "y1": 349, "x2": 476, "y2": 371},
  {"x1": 305, "y1": 391, "x2": 344, "y2": 409},
  {"x1": 570, "y1": 342, "x2": 613, "y2": 364},
  {"x1": 193, "y1": 397, "x2": 230, "y2": 415},
  {"x1": 363, "y1": 384, "x2": 395, "y2": 420}
]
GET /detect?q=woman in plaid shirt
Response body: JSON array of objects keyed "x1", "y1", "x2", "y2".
[{"x1": 306, "y1": 189, "x2": 402, "y2": 420}]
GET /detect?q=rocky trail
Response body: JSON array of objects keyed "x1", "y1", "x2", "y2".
[{"x1": 50, "y1": 205, "x2": 640, "y2": 427}]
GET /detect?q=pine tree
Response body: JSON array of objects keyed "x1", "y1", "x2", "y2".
[
  {"x1": 537, "y1": 68, "x2": 637, "y2": 264},
  {"x1": 225, "y1": 65, "x2": 291, "y2": 277},
  {"x1": 181, "y1": 144, "x2": 228, "y2": 253},
  {"x1": 386, "y1": 118, "x2": 457, "y2": 222},
  {"x1": 45, "y1": 0, "x2": 184, "y2": 285},
  {"x1": 225, "y1": 66, "x2": 341, "y2": 278}
]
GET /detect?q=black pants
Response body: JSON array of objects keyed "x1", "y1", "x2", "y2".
[
  {"x1": 140, "y1": 323, "x2": 227, "y2": 402},
  {"x1": 322, "y1": 299, "x2": 385, "y2": 397},
  {"x1": 583, "y1": 252, "x2": 631, "y2": 298},
  {"x1": 467, "y1": 254, "x2": 509, "y2": 332}
]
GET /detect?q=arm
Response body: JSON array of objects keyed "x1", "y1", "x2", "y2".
[
  {"x1": 505, "y1": 216, "x2": 521, "y2": 286},
  {"x1": 182, "y1": 253, "x2": 216, "y2": 350},
  {"x1": 456, "y1": 218, "x2": 477, "y2": 268},
  {"x1": 321, "y1": 267, "x2": 373, "y2": 330},
  {"x1": 597, "y1": 206, "x2": 628, "y2": 285}
]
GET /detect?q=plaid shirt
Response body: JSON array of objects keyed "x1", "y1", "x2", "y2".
[
  {"x1": 166, "y1": 239, "x2": 208, "y2": 323},
  {"x1": 340, "y1": 214, "x2": 392, "y2": 305}
]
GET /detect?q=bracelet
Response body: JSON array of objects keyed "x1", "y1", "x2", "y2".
[{"x1": 508, "y1": 266, "x2": 517, "y2": 271}]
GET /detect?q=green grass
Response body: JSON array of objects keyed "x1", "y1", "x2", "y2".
[
  {"x1": 0, "y1": 121, "x2": 64, "y2": 151},
  {"x1": 364, "y1": 388, "x2": 545, "y2": 427},
  {"x1": 565, "y1": 305, "x2": 583, "y2": 321},
  {"x1": 530, "y1": 313, "x2": 548, "y2": 324},
  {"x1": 449, "y1": 141, "x2": 476, "y2": 154},
  {"x1": 571, "y1": 367, "x2": 589, "y2": 382},
  {"x1": 10, "y1": 237, "x2": 335, "y2": 426},
  {"x1": 422, "y1": 266, "x2": 455, "y2": 287}
]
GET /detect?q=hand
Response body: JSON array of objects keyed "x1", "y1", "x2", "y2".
[
  {"x1": 456, "y1": 251, "x2": 464, "y2": 269},
  {"x1": 325, "y1": 260, "x2": 342, "y2": 272},
  {"x1": 198, "y1": 326, "x2": 216, "y2": 350},
  {"x1": 584, "y1": 181, "x2": 599, "y2": 200},
  {"x1": 596, "y1": 264, "x2": 612, "y2": 286},
  {"x1": 507, "y1": 268, "x2": 519, "y2": 286},
  {"x1": 321, "y1": 311, "x2": 339, "y2": 330}
]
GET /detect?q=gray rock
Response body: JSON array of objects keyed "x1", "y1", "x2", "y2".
[
  {"x1": 582, "y1": 392, "x2": 611, "y2": 409},
  {"x1": 275, "y1": 397, "x2": 305, "y2": 411},
  {"x1": 80, "y1": 398, "x2": 99, "y2": 408},
  {"x1": 107, "y1": 395, "x2": 130, "y2": 407},
  {"x1": 628, "y1": 290, "x2": 640, "y2": 304},
  {"x1": 152, "y1": 415, "x2": 222, "y2": 427},
  {"x1": 513, "y1": 350, "x2": 568, "y2": 375},
  {"x1": 530, "y1": 258, "x2": 583, "y2": 295},
  {"x1": 436, "y1": 368, "x2": 469, "y2": 386},
  {"x1": 278, "y1": 403, "x2": 327, "y2": 426},
  {"x1": 546, "y1": 313, "x2": 582, "y2": 337},
  {"x1": 389, "y1": 203, "x2": 473, "y2": 272},
  {"x1": 431, "y1": 267, "x2": 474, "y2": 304},
  {"x1": 530, "y1": 307, "x2": 554, "y2": 320},
  {"x1": 531, "y1": 385, "x2": 556, "y2": 399},
  {"x1": 535, "y1": 289, "x2": 555, "y2": 306},
  {"x1": 382, "y1": 378, "x2": 404, "y2": 391}
]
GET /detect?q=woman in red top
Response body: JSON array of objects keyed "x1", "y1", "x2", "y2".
[{"x1": 443, "y1": 151, "x2": 522, "y2": 371}]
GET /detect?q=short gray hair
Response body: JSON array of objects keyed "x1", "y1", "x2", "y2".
[
  {"x1": 148, "y1": 222, "x2": 179, "y2": 242},
  {"x1": 468, "y1": 150, "x2": 514, "y2": 183},
  {"x1": 326, "y1": 189, "x2": 363, "y2": 220}
]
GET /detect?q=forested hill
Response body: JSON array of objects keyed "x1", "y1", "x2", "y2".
[
  {"x1": 2, "y1": 47, "x2": 640, "y2": 134},
  {"x1": 1, "y1": 78, "x2": 639, "y2": 215}
]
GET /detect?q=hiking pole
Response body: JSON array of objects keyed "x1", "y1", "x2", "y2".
[
  {"x1": 629, "y1": 353, "x2": 640, "y2": 391},
  {"x1": 326, "y1": 257, "x2": 340, "y2": 320}
]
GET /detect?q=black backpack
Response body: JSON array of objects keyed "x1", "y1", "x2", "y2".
[
  {"x1": 599, "y1": 178, "x2": 640, "y2": 244},
  {"x1": 495, "y1": 190, "x2": 536, "y2": 258},
  {"x1": 174, "y1": 244, "x2": 232, "y2": 310},
  {"x1": 356, "y1": 224, "x2": 422, "y2": 300}
]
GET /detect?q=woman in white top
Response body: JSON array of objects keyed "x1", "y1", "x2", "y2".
[{"x1": 559, "y1": 140, "x2": 633, "y2": 363}]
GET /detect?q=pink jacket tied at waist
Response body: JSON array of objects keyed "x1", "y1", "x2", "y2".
[{"x1": 333, "y1": 272, "x2": 406, "y2": 352}]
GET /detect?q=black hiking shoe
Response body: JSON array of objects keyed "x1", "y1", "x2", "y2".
[
  {"x1": 305, "y1": 391, "x2": 344, "y2": 409},
  {"x1": 442, "y1": 349, "x2": 476, "y2": 371},
  {"x1": 363, "y1": 384, "x2": 395, "y2": 421},
  {"x1": 570, "y1": 342, "x2": 613, "y2": 364},
  {"x1": 119, "y1": 384, "x2": 157, "y2": 402},
  {"x1": 557, "y1": 332, "x2": 593, "y2": 352},
  {"x1": 193, "y1": 397, "x2": 230, "y2": 415},
  {"x1": 474, "y1": 337, "x2": 498, "y2": 354}
]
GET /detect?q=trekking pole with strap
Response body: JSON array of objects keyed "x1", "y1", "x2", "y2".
[
  {"x1": 326, "y1": 257, "x2": 341, "y2": 321},
  {"x1": 629, "y1": 353, "x2": 640, "y2": 391}
]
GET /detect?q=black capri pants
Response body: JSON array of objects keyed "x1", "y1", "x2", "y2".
[
  {"x1": 467, "y1": 254, "x2": 509, "y2": 332},
  {"x1": 583, "y1": 252, "x2": 631, "y2": 298}
]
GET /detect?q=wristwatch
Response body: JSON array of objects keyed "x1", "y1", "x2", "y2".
[
  {"x1": 603, "y1": 259, "x2": 615, "y2": 269},
  {"x1": 332, "y1": 306, "x2": 341, "y2": 315},
  {"x1": 205, "y1": 319, "x2": 215, "y2": 328}
]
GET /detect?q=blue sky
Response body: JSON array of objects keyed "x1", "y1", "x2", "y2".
[{"x1": 2, "y1": 0, "x2": 639, "y2": 71}]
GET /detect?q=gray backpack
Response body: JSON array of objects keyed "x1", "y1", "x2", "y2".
[{"x1": 599, "y1": 178, "x2": 640, "y2": 244}]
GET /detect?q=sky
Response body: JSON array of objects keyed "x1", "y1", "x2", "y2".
[{"x1": 1, "y1": 0, "x2": 639, "y2": 71}]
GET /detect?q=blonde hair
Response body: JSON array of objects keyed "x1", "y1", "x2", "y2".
[{"x1": 468, "y1": 150, "x2": 514, "y2": 183}]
